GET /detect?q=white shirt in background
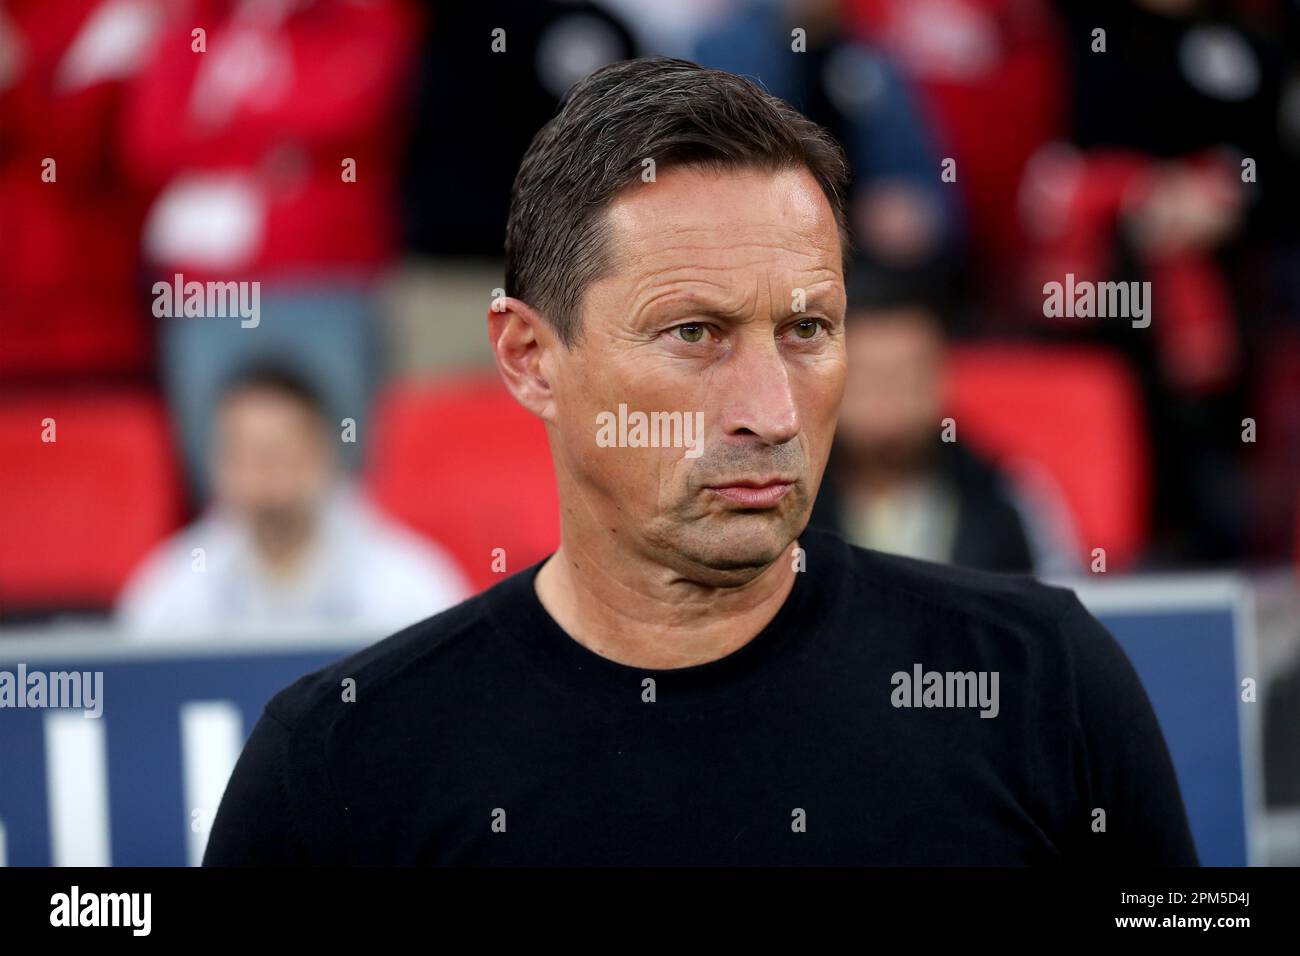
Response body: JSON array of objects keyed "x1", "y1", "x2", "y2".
[{"x1": 116, "y1": 482, "x2": 470, "y2": 642}]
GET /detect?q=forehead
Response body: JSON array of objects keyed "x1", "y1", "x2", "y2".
[
  {"x1": 218, "y1": 388, "x2": 321, "y2": 435},
  {"x1": 599, "y1": 165, "x2": 843, "y2": 288}
]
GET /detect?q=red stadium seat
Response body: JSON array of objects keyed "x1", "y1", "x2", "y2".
[
  {"x1": 944, "y1": 344, "x2": 1150, "y2": 571},
  {"x1": 0, "y1": 389, "x2": 183, "y2": 613},
  {"x1": 366, "y1": 374, "x2": 560, "y2": 592}
]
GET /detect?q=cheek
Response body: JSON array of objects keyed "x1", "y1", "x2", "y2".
[
  {"x1": 798, "y1": 351, "x2": 847, "y2": 433},
  {"x1": 657, "y1": 446, "x2": 699, "y2": 493},
  {"x1": 558, "y1": 392, "x2": 666, "y2": 496},
  {"x1": 551, "y1": 361, "x2": 606, "y2": 460}
]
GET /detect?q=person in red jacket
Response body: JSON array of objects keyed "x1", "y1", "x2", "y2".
[
  {"x1": 0, "y1": 0, "x2": 163, "y2": 380},
  {"x1": 118, "y1": 0, "x2": 422, "y2": 491}
]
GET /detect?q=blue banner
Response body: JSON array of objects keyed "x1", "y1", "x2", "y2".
[{"x1": 0, "y1": 576, "x2": 1258, "y2": 866}]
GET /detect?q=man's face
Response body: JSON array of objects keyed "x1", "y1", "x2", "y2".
[
  {"x1": 544, "y1": 165, "x2": 846, "y2": 582},
  {"x1": 211, "y1": 387, "x2": 333, "y2": 538},
  {"x1": 836, "y1": 308, "x2": 945, "y2": 473}
]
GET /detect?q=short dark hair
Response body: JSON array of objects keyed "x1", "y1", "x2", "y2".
[
  {"x1": 218, "y1": 360, "x2": 328, "y2": 427},
  {"x1": 505, "y1": 56, "x2": 852, "y2": 347},
  {"x1": 844, "y1": 262, "x2": 954, "y2": 334}
]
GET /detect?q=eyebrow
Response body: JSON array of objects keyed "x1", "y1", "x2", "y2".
[{"x1": 640, "y1": 287, "x2": 841, "y2": 324}]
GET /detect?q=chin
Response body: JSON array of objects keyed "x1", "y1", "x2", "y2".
[{"x1": 672, "y1": 511, "x2": 798, "y2": 581}]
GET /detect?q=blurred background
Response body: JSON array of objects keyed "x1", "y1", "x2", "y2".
[{"x1": 0, "y1": 0, "x2": 1297, "y2": 865}]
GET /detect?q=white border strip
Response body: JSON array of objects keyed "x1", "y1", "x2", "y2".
[
  {"x1": 1045, "y1": 572, "x2": 1245, "y2": 612},
  {"x1": 0, "y1": 629, "x2": 376, "y2": 663}
]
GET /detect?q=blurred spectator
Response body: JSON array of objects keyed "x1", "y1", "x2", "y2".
[
  {"x1": 400, "y1": 0, "x2": 637, "y2": 258},
  {"x1": 810, "y1": 273, "x2": 1080, "y2": 574},
  {"x1": 844, "y1": 0, "x2": 1069, "y2": 317},
  {"x1": 116, "y1": 362, "x2": 468, "y2": 640},
  {"x1": 1020, "y1": 0, "x2": 1300, "y2": 565},
  {"x1": 0, "y1": 0, "x2": 163, "y2": 381},
  {"x1": 385, "y1": 0, "x2": 638, "y2": 374},
  {"x1": 594, "y1": 0, "x2": 727, "y2": 58},
  {"x1": 692, "y1": 0, "x2": 962, "y2": 279},
  {"x1": 119, "y1": 0, "x2": 422, "y2": 490}
]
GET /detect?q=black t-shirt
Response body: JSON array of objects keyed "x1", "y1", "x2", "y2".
[{"x1": 203, "y1": 527, "x2": 1199, "y2": 866}]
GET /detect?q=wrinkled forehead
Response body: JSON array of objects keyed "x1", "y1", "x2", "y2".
[{"x1": 597, "y1": 165, "x2": 846, "y2": 295}]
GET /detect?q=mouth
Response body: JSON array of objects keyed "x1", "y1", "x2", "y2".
[{"x1": 704, "y1": 477, "x2": 797, "y2": 509}]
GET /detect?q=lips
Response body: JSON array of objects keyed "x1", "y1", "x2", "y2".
[{"x1": 705, "y1": 477, "x2": 796, "y2": 509}]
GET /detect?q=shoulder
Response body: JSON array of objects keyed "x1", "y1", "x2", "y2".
[
  {"x1": 816, "y1": 526, "x2": 1076, "y2": 620},
  {"x1": 359, "y1": 519, "x2": 470, "y2": 595},
  {"x1": 258, "y1": 574, "x2": 505, "y2": 732},
  {"x1": 115, "y1": 516, "x2": 232, "y2": 636},
  {"x1": 339, "y1": 489, "x2": 472, "y2": 598},
  {"x1": 805, "y1": 525, "x2": 1086, "y2": 647},
  {"x1": 813, "y1": 527, "x2": 1129, "y2": 714}
]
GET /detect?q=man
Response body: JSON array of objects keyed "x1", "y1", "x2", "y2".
[
  {"x1": 117, "y1": 362, "x2": 468, "y2": 640},
  {"x1": 810, "y1": 280, "x2": 1081, "y2": 576},
  {"x1": 205, "y1": 57, "x2": 1198, "y2": 865}
]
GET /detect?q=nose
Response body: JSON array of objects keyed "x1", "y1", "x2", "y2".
[{"x1": 718, "y1": 336, "x2": 801, "y2": 446}]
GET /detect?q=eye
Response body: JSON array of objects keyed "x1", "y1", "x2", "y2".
[
  {"x1": 791, "y1": 319, "x2": 823, "y2": 340},
  {"x1": 675, "y1": 323, "x2": 707, "y2": 343}
]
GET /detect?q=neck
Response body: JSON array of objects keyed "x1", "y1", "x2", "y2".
[
  {"x1": 534, "y1": 532, "x2": 801, "y2": 669},
  {"x1": 844, "y1": 467, "x2": 914, "y2": 499},
  {"x1": 252, "y1": 516, "x2": 317, "y2": 580},
  {"x1": 838, "y1": 448, "x2": 933, "y2": 499}
]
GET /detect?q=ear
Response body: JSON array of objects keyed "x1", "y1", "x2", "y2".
[{"x1": 488, "y1": 296, "x2": 559, "y2": 423}]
